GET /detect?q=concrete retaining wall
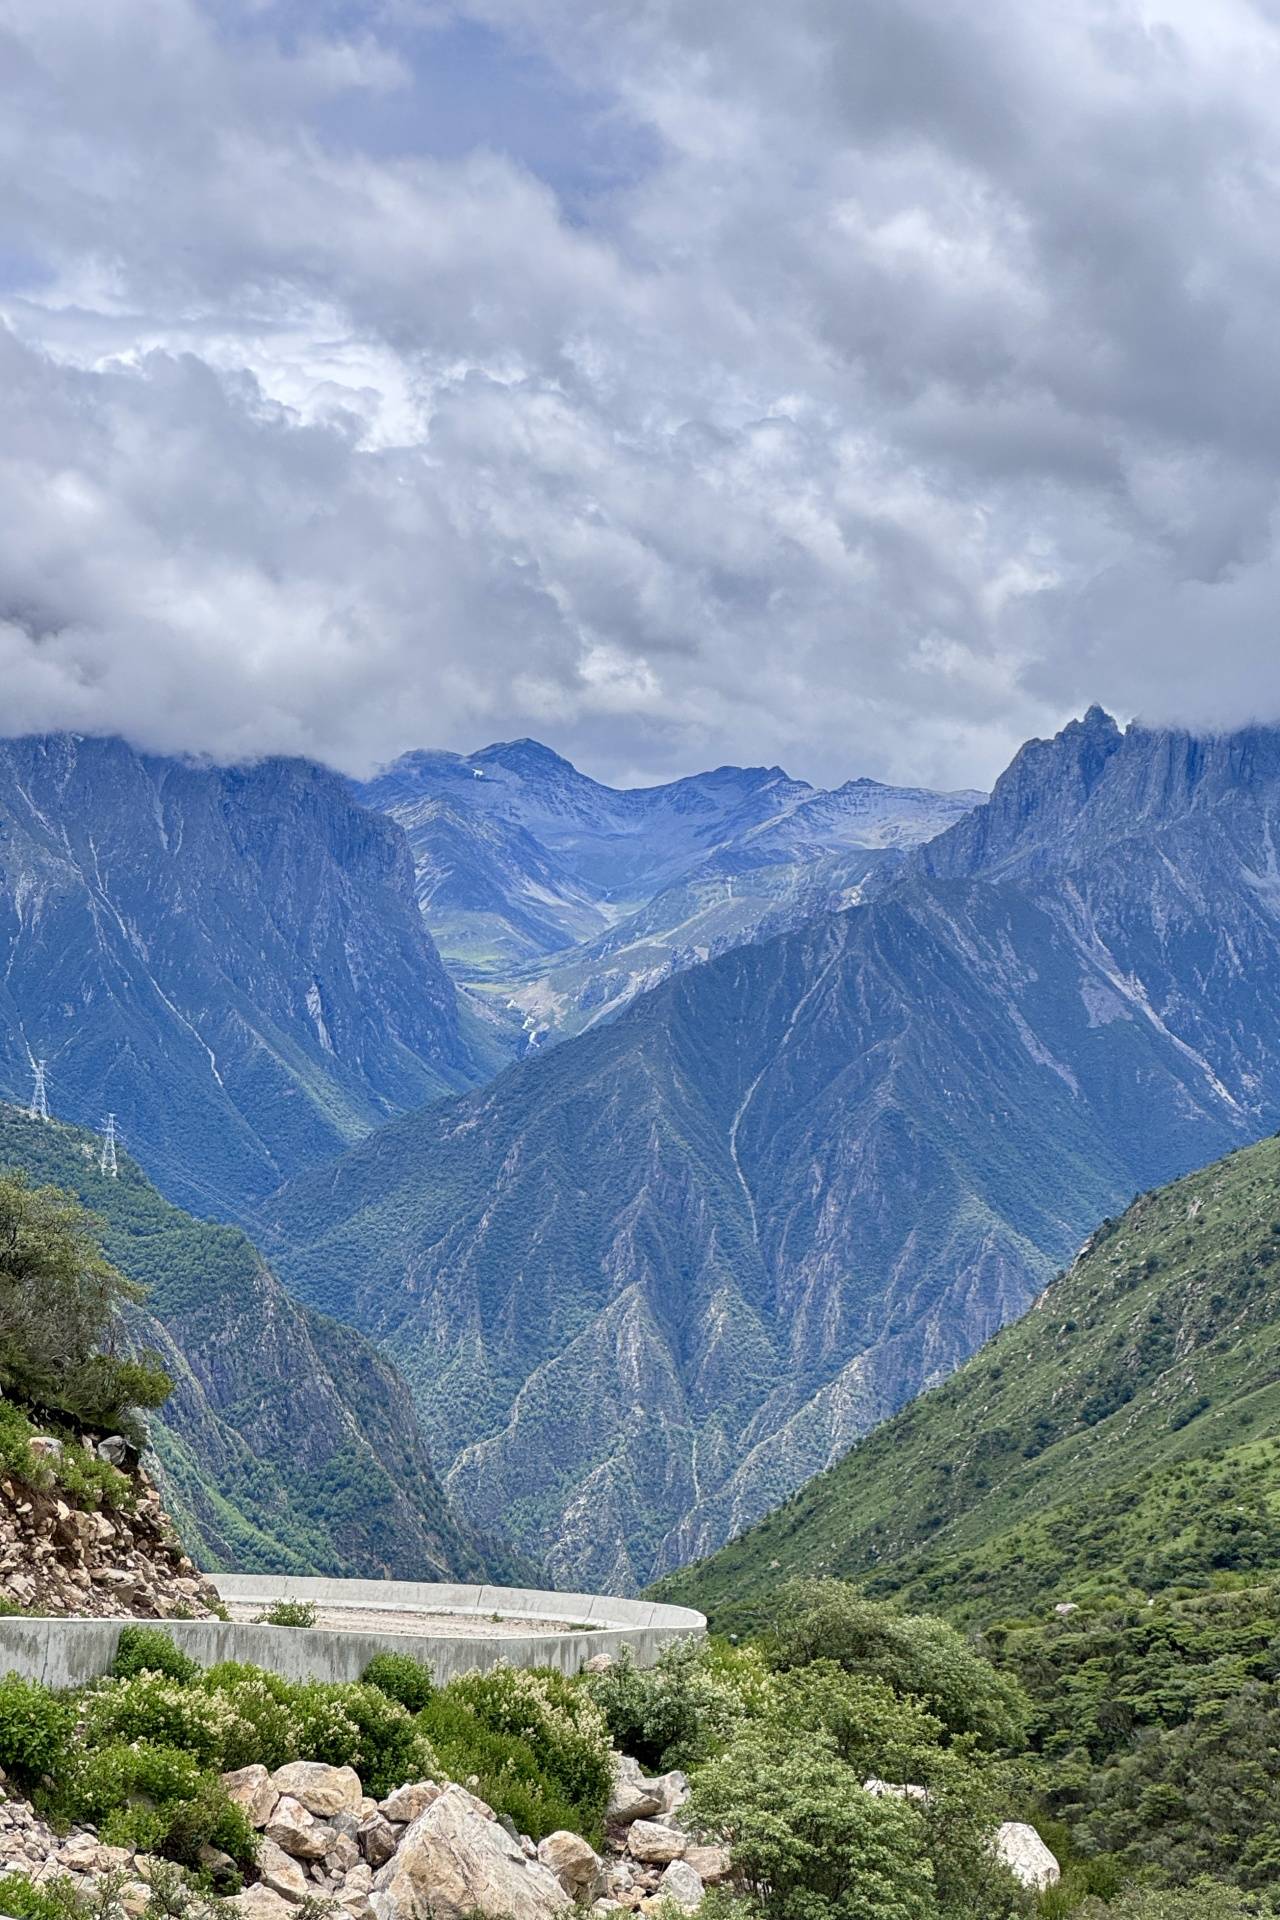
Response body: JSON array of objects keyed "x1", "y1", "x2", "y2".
[{"x1": 0, "y1": 1577, "x2": 705, "y2": 1691}]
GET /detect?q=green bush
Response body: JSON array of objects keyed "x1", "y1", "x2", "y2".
[
  {"x1": 61, "y1": 1741, "x2": 256, "y2": 1871},
  {"x1": 255, "y1": 1601, "x2": 317, "y2": 1629},
  {"x1": 112, "y1": 1627, "x2": 202, "y2": 1685},
  {"x1": 286, "y1": 1680, "x2": 436, "y2": 1797},
  {"x1": 199, "y1": 1665, "x2": 298, "y2": 1773},
  {"x1": 446, "y1": 1664, "x2": 612, "y2": 1825},
  {"x1": 691, "y1": 1724, "x2": 938, "y2": 1920},
  {"x1": 418, "y1": 1690, "x2": 585, "y2": 1842},
  {"x1": 362, "y1": 1650, "x2": 435, "y2": 1713},
  {"x1": 1076, "y1": 1884, "x2": 1279, "y2": 1918},
  {"x1": 81, "y1": 1673, "x2": 240, "y2": 1769},
  {"x1": 768, "y1": 1581, "x2": 1029, "y2": 1751},
  {"x1": 0, "y1": 1671, "x2": 75, "y2": 1783},
  {"x1": 583, "y1": 1637, "x2": 772, "y2": 1770}
]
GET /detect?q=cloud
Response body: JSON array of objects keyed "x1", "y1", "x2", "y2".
[{"x1": 2, "y1": 0, "x2": 1280, "y2": 788}]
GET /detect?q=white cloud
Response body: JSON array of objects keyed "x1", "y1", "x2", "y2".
[{"x1": 1, "y1": 0, "x2": 1280, "y2": 788}]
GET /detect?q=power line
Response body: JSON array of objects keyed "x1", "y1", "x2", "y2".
[
  {"x1": 27, "y1": 1058, "x2": 48, "y2": 1123},
  {"x1": 99, "y1": 1112, "x2": 119, "y2": 1178}
]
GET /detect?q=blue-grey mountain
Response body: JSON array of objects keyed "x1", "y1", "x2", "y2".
[
  {"x1": 359, "y1": 739, "x2": 982, "y2": 1045},
  {"x1": 264, "y1": 713, "x2": 1280, "y2": 1591},
  {"x1": 0, "y1": 735, "x2": 489, "y2": 1218}
]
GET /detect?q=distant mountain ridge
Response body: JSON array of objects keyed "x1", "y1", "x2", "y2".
[
  {"x1": 263, "y1": 710, "x2": 1280, "y2": 1590},
  {"x1": 358, "y1": 740, "x2": 982, "y2": 1044},
  {"x1": 0, "y1": 734, "x2": 492, "y2": 1219}
]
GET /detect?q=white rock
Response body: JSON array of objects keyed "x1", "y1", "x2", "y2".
[
  {"x1": 265, "y1": 1796, "x2": 333, "y2": 1860},
  {"x1": 358, "y1": 1812, "x2": 399, "y2": 1868},
  {"x1": 379, "y1": 1781, "x2": 441, "y2": 1825},
  {"x1": 371, "y1": 1784, "x2": 571, "y2": 1920},
  {"x1": 234, "y1": 1888, "x2": 297, "y2": 1920},
  {"x1": 257, "y1": 1838, "x2": 309, "y2": 1902},
  {"x1": 648, "y1": 1770, "x2": 689, "y2": 1815},
  {"x1": 863, "y1": 1778, "x2": 929, "y2": 1803},
  {"x1": 606, "y1": 1755, "x2": 662, "y2": 1825},
  {"x1": 537, "y1": 1830, "x2": 603, "y2": 1902},
  {"x1": 271, "y1": 1763, "x2": 363, "y2": 1819},
  {"x1": 657, "y1": 1859, "x2": 705, "y2": 1911},
  {"x1": 626, "y1": 1820, "x2": 686, "y2": 1865},
  {"x1": 223, "y1": 1765, "x2": 280, "y2": 1828},
  {"x1": 994, "y1": 1822, "x2": 1060, "y2": 1891}
]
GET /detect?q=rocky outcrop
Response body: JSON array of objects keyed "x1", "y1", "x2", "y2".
[
  {"x1": 371, "y1": 1785, "x2": 571, "y2": 1920},
  {"x1": 994, "y1": 1822, "x2": 1060, "y2": 1891},
  {"x1": 0, "y1": 1453, "x2": 221, "y2": 1619}
]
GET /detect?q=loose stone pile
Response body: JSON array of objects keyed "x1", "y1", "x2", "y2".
[
  {"x1": 0, "y1": 1445, "x2": 222, "y2": 1619},
  {"x1": 0, "y1": 1752, "x2": 732, "y2": 1920}
]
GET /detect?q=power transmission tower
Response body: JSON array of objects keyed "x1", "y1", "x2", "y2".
[
  {"x1": 28, "y1": 1058, "x2": 49, "y2": 1123},
  {"x1": 100, "y1": 1113, "x2": 119, "y2": 1178}
]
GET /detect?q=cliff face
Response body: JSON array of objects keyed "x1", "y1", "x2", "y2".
[
  {"x1": 264, "y1": 715, "x2": 1280, "y2": 1591},
  {"x1": 0, "y1": 734, "x2": 481, "y2": 1219}
]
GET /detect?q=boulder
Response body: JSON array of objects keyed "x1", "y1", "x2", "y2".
[
  {"x1": 371, "y1": 1783, "x2": 571, "y2": 1920},
  {"x1": 606, "y1": 1755, "x2": 662, "y2": 1825},
  {"x1": 583, "y1": 1653, "x2": 614, "y2": 1673},
  {"x1": 994, "y1": 1822, "x2": 1060, "y2": 1891},
  {"x1": 358, "y1": 1812, "x2": 399, "y2": 1868},
  {"x1": 257, "y1": 1839, "x2": 309, "y2": 1902},
  {"x1": 223, "y1": 1765, "x2": 280, "y2": 1828},
  {"x1": 647, "y1": 1770, "x2": 689, "y2": 1815},
  {"x1": 626, "y1": 1820, "x2": 686, "y2": 1865},
  {"x1": 863, "y1": 1778, "x2": 929, "y2": 1804},
  {"x1": 684, "y1": 1843, "x2": 730, "y2": 1885},
  {"x1": 234, "y1": 1888, "x2": 297, "y2": 1920},
  {"x1": 265, "y1": 1795, "x2": 334, "y2": 1860},
  {"x1": 537, "y1": 1830, "x2": 603, "y2": 1901},
  {"x1": 379, "y1": 1781, "x2": 441, "y2": 1825},
  {"x1": 271, "y1": 1762, "x2": 363, "y2": 1819},
  {"x1": 657, "y1": 1859, "x2": 705, "y2": 1912}
]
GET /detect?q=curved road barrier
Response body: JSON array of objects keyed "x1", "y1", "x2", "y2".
[{"x1": 0, "y1": 1577, "x2": 706, "y2": 1690}]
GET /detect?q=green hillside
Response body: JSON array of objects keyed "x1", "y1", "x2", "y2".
[
  {"x1": 656, "y1": 1130, "x2": 1280, "y2": 1631},
  {"x1": 0, "y1": 1106, "x2": 523, "y2": 1584}
]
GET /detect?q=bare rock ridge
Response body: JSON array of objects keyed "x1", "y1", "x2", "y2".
[
  {"x1": 263, "y1": 713, "x2": 1280, "y2": 1590},
  {"x1": 0, "y1": 733, "x2": 486, "y2": 1222}
]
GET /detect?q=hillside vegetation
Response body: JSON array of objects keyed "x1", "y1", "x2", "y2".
[
  {"x1": 0, "y1": 1108, "x2": 524, "y2": 1584},
  {"x1": 656, "y1": 1131, "x2": 1280, "y2": 1629}
]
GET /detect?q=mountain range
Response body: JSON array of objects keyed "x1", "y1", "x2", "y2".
[
  {"x1": 0, "y1": 734, "x2": 494, "y2": 1219},
  {"x1": 260, "y1": 709, "x2": 1280, "y2": 1591},
  {"x1": 358, "y1": 738, "x2": 982, "y2": 1045}
]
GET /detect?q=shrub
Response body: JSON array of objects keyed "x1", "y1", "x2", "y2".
[
  {"x1": 583, "y1": 1638, "x2": 772, "y2": 1770},
  {"x1": 287, "y1": 1680, "x2": 436, "y2": 1797},
  {"x1": 1076, "y1": 1884, "x2": 1280, "y2": 1918},
  {"x1": 111, "y1": 1627, "x2": 201, "y2": 1685},
  {"x1": 691, "y1": 1724, "x2": 938, "y2": 1920},
  {"x1": 255, "y1": 1601, "x2": 317, "y2": 1629},
  {"x1": 767, "y1": 1580, "x2": 1029, "y2": 1751},
  {"x1": 362, "y1": 1650, "x2": 435, "y2": 1713},
  {"x1": 81, "y1": 1673, "x2": 241, "y2": 1769},
  {"x1": 199, "y1": 1665, "x2": 298, "y2": 1773},
  {"x1": 61, "y1": 1741, "x2": 257, "y2": 1871},
  {"x1": 418, "y1": 1689, "x2": 585, "y2": 1842},
  {"x1": 0, "y1": 1671, "x2": 75, "y2": 1783},
  {"x1": 446, "y1": 1665, "x2": 612, "y2": 1823}
]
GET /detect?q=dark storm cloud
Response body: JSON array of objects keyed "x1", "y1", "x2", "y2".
[{"x1": 1, "y1": 0, "x2": 1279, "y2": 786}]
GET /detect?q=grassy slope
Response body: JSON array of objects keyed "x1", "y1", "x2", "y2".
[
  {"x1": 656, "y1": 1131, "x2": 1280, "y2": 1630},
  {"x1": 0, "y1": 1107, "x2": 527, "y2": 1583}
]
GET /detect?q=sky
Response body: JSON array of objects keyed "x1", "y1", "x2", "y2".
[{"x1": 3, "y1": 0, "x2": 1280, "y2": 791}]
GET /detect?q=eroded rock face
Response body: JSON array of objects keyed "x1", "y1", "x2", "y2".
[
  {"x1": 371, "y1": 1784, "x2": 571, "y2": 1920},
  {"x1": 995, "y1": 1822, "x2": 1060, "y2": 1891}
]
